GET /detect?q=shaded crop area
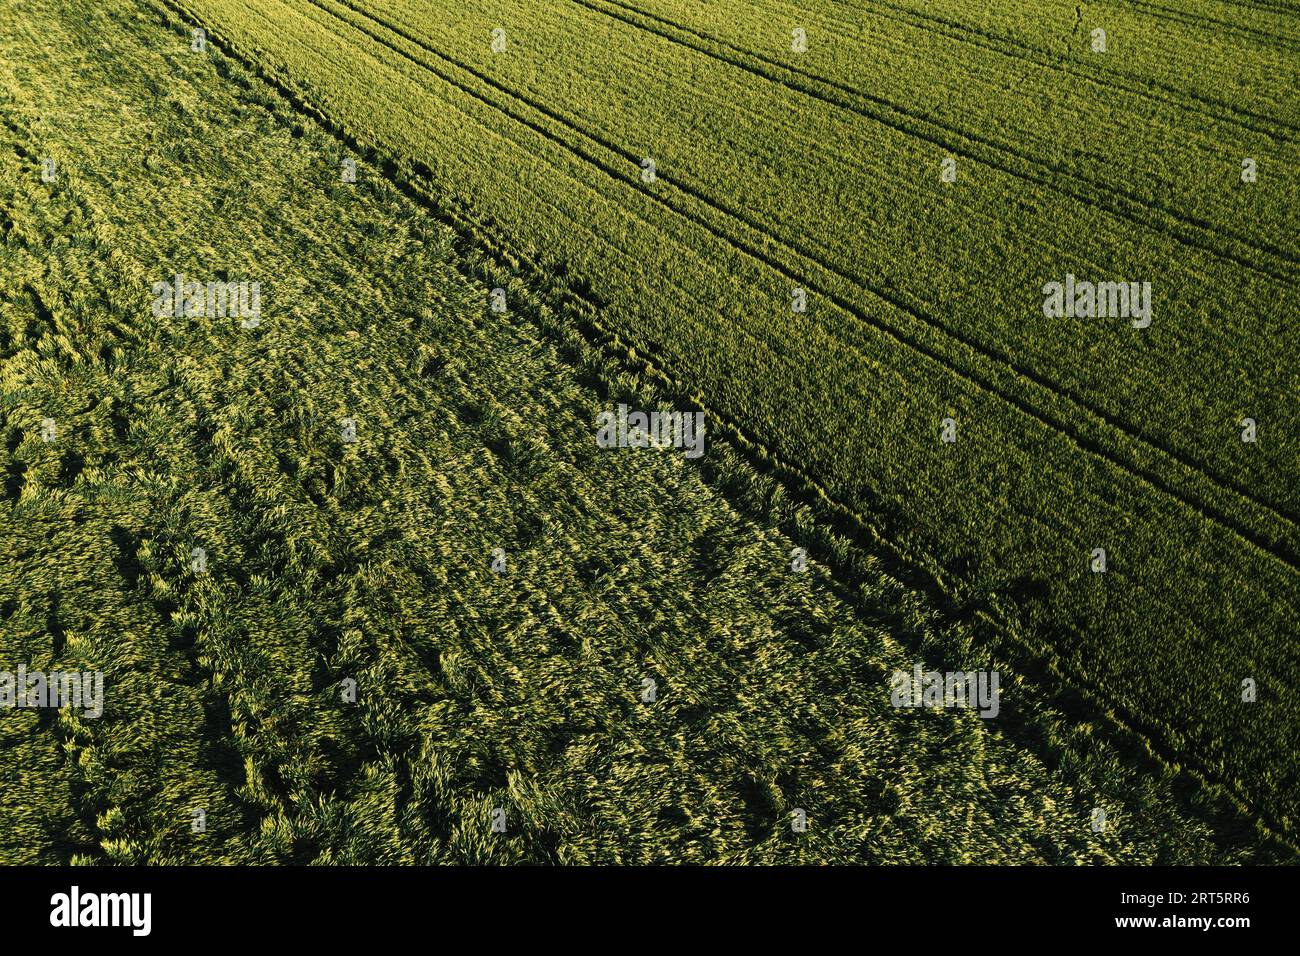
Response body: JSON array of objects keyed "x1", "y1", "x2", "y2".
[{"x1": 152, "y1": 0, "x2": 1300, "y2": 840}]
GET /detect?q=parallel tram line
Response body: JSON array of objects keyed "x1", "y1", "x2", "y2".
[
  {"x1": 834, "y1": 0, "x2": 1300, "y2": 137},
  {"x1": 1123, "y1": 0, "x2": 1300, "y2": 52},
  {"x1": 579, "y1": 0, "x2": 1300, "y2": 280}
]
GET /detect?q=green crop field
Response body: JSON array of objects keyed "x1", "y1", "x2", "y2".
[{"x1": 0, "y1": 0, "x2": 1295, "y2": 865}]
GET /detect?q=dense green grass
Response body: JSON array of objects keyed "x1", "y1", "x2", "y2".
[
  {"x1": 4, "y1": 0, "x2": 1267, "y2": 863},
  {"x1": 157, "y1": 0, "x2": 1300, "y2": 838}
]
